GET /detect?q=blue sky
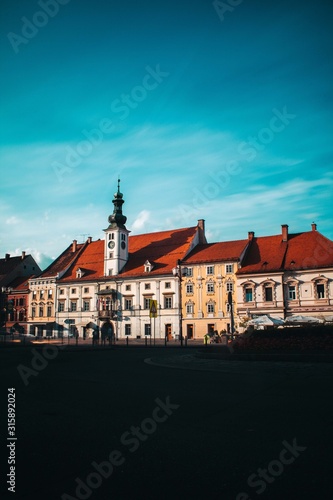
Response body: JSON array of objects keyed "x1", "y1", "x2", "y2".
[{"x1": 1, "y1": 0, "x2": 332, "y2": 270}]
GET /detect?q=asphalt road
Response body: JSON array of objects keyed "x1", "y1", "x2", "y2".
[{"x1": 1, "y1": 346, "x2": 332, "y2": 500}]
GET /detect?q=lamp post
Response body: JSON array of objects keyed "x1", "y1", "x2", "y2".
[
  {"x1": 172, "y1": 260, "x2": 187, "y2": 347},
  {"x1": 228, "y1": 291, "x2": 235, "y2": 341}
]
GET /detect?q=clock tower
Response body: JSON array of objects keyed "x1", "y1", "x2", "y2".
[{"x1": 104, "y1": 179, "x2": 130, "y2": 276}]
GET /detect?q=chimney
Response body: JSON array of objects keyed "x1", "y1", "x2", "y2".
[
  {"x1": 248, "y1": 231, "x2": 255, "y2": 240},
  {"x1": 197, "y1": 219, "x2": 206, "y2": 244},
  {"x1": 72, "y1": 240, "x2": 77, "y2": 252},
  {"x1": 87, "y1": 236, "x2": 92, "y2": 244},
  {"x1": 5, "y1": 253, "x2": 10, "y2": 261},
  {"x1": 311, "y1": 222, "x2": 317, "y2": 231},
  {"x1": 281, "y1": 224, "x2": 289, "y2": 242},
  {"x1": 21, "y1": 251, "x2": 26, "y2": 260}
]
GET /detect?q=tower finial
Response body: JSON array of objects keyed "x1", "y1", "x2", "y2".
[{"x1": 108, "y1": 180, "x2": 127, "y2": 228}]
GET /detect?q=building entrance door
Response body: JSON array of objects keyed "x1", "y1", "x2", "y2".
[
  {"x1": 187, "y1": 324, "x2": 193, "y2": 339},
  {"x1": 165, "y1": 323, "x2": 172, "y2": 340}
]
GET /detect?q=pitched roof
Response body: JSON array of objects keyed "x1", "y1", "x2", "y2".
[
  {"x1": 121, "y1": 226, "x2": 199, "y2": 277},
  {"x1": 38, "y1": 242, "x2": 85, "y2": 278},
  {"x1": 59, "y1": 240, "x2": 104, "y2": 282},
  {"x1": 183, "y1": 240, "x2": 249, "y2": 264},
  {"x1": 6, "y1": 275, "x2": 32, "y2": 291},
  {"x1": 0, "y1": 256, "x2": 26, "y2": 283},
  {"x1": 237, "y1": 230, "x2": 333, "y2": 274},
  {"x1": 59, "y1": 226, "x2": 199, "y2": 282}
]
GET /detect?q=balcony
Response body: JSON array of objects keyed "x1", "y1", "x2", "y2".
[{"x1": 98, "y1": 310, "x2": 117, "y2": 320}]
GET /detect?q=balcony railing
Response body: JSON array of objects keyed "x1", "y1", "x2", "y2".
[{"x1": 98, "y1": 310, "x2": 117, "y2": 319}]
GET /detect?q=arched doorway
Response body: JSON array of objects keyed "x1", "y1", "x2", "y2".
[{"x1": 101, "y1": 321, "x2": 114, "y2": 343}]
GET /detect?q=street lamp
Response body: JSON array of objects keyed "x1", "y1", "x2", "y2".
[
  {"x1": 228, "y1": 291, "x2": 235, "y2": 341},
  {"x1": 172, "y1": 260, "x2": 187, "y2": 347}
]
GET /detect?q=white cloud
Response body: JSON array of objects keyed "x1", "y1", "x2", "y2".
[
  {"x1": 5, "y1": 216, "x2": 20, "y2": 225},
  {"x1": 131, "y1": 210, "x2": 151, "y2": 233}
]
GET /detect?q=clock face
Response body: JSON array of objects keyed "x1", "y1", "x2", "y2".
[
  {"x1": 108, "y1": 240, "x2": 115, "y2": 249},
  {"x1": 121, "y1": 241, "x2": 126, "y2": 250}
]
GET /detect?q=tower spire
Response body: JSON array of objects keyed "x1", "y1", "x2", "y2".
[{"x1": 108, "y1": 178, "x2": 127, "y2": 229}]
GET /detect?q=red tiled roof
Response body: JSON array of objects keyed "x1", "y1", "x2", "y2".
[
  {"x1": 7, "y1": 276, "x2": 32, "y2": 291},
  {"x1": 59, "y1": 226, "x2": 199, "y2": 282},
  {"x1": 184, "y1": 240, "x2": 249, "y2": 264},
  {"x1": 237, "y1": 230, "x2": 333, "y2": 274},
  {"x1": 39, "y1": 243, "x2": 85, "y2": 278},
  {"x1": 284, "y1": 231, "x2": 333, "y2": 270},
  {"x1": 60, "y1": 240, "x2": 104, "y2": 282},
  {"x1": 121, "y1": 226, "x2": 198, "y2": 277}
]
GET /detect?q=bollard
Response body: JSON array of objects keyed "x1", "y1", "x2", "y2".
[{"x1": 126, "y1": 336, "x2": 129, "y2": 347}]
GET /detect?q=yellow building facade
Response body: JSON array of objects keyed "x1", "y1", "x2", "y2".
[{"x1": 181, "y1": 240, "x2": 249, "y2": 339}]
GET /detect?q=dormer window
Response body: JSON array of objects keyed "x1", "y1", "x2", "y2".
[
  {"x1": 144, "y1": 260, "x2": 153, "y2": 273},
  {"x1": 76, "y1": 268, "x2": 84, "y2": 279}
]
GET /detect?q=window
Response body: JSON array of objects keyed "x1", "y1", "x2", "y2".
[
  {"x1": 121, "y1": 234, "x2": 126, "y2": 241},
  {"x1": 207, "y1": 282, "x2": 214, "y2": 293},
  {"x1": 264, "y1": 287, "x2": 273, "y2": 302},
  {"x1": 83, "y1": 301, "x2": 90, "y2": 311},
  {"x1": 206, "y1": 266, "x2": 214, "y2": 275},
  {"x1": 108, "y1": 269, "x2": 113, "y2": 276},
  {"x1": 145, "y1": 283, "x2": 151, "y2": 290},
  {"x1": 47, "y1": 306, "x2": 52, "y2": 317},
  {"x1": 226, "y1": 282, "x2": 233, "y2": 292},
  {"x1": 144, "y1": 324, "x2": 151, "y2": 336},
  {"x1": 40, "y1": 290, "x2": 44, "y2": 299},
  {"x1": 226, "y1": 303, "x2": 231, "y2": 313},
  {"x1": 48, "y1": 290, "x2": 52, "y2": 298},
  {"x1": 245, "y1": 288, "x2": 253, "y2": 302},
  {"x1": 31, "y1": 307, "x2": 36, "y2": 318},
  {"x1": 124, "y1": 298, "x2": 132, "y2": 310},
  {"x1": 125, "y1": 285, "x2": 131, "y2": 291},
  {"x1": 165, "y1": 282, "x2": 171, "y2": 289},
  {"x1": 186, "y1": 303, "x2": 193, "y2": 314},
  {"x1": 207, "y1": 303, "x2": 214, "y2": 314},
  {"x1": 70, "y1": 301, "x2": 77, "y2": 312},
  {"x1": 144, "y1": 298, "x2": 151, "y2": 309},
  {"x1": 109, "y1": 253, "x2": 113, "y2": 259},
  {"x1": 58, "y1": 302, "x2": 64, "y2": 312},
  {"x1": 32, "y1": 291, "x2": 37, "y2": 299},
  {"x1": 226, "y1": 264, "x2": 233, "y2": 274},
  {"x1": 186, "y1": 268, "x2": 193, "y2": 277},
  {"x1": 288, "y1": 285, "x2": 296, "y2": 300},
  {"x1": 59, "y1": 289, "x2": 64, "y2": 295},
  {"x1": 164, "y1": 296, "x2": 172, "y2": 309},
  {"x1": 71, "y1": 288, "x2": 76, "y2": 294},
  {"x1": 186, "y1": 283, "x2": 193, "y2": 294},
  {"x1": 316, "y1": 284, "x2": 325, "y2": 299},
  {"x1": 125, "y1": 324, "x2": 131, "y2": 336},
  {"x1": 39, "y1": 306, "x2": 44, "y2": 317},
  {"x1": 84, "y1": 287, "x2": 89, "y2": 294}
]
